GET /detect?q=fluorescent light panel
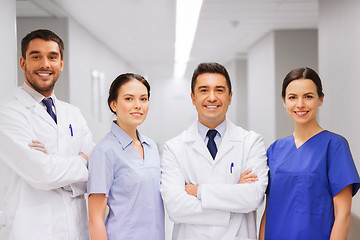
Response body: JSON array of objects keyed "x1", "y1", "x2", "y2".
[{"x1": 174, "y1": 0, "x2": 203, "y2": 79}]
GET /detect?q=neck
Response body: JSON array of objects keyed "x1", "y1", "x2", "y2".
[
  {"x1": 25, "y1": 80, "x2": 53, "y2": 98},
  {"x1": 199, "y1": 118, "x2": 225, "y2": 130},
  {"x1": 293, "y1": 121, "x2": 323, "y2": 142},
  {"x1": 116, "y1": 121, "x2": 138, "y2": 141}
]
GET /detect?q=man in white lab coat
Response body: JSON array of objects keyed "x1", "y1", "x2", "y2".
[
  {"x1": 0, "y1": 29, "x2": 94, "y2": 240},
  {"x1": 161, "y1": 62, "x2": 268, "y2": 240}
]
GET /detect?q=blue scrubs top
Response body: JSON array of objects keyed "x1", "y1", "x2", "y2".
[
  {"x1": 87, "y1": 122, "x2": 165, "y2": 240},
  {"x1": 265, "y1": 130, "x2": 360, "y2": 240}
]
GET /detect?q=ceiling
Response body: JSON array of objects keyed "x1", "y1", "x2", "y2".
[{"x1": 16, "y1": 0, "x2": 318, "y2": 80}]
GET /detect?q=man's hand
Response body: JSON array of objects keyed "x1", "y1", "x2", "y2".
[
  {"x1": 29, "y1": 140, "x2": 48, "y2": 154},
  {"x1": 238, "y1": 170, "x2": 258, "y2": 184},
  {"x1": 185, "y1": 184, "x2": 199, "y2": 197}
]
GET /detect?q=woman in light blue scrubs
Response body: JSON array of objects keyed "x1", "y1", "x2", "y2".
[
  {"x1": 259, "y1": 67, "x2": 360, "y2": 240},
  {"x1": 87, "y1": 73, "x2": 164, "y2": 240}
]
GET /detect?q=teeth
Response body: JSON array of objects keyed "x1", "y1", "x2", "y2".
[
  {"x1": 38, "y1": 73, "x2": 50, "y2": 76},
  {"x1": 296, "y1": 111, "x2": 307, "y2": 115},
  {"x1": 206, "y1": 106, "x2": 218, "y2": 109}
]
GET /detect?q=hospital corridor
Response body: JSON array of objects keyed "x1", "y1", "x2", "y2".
[{"x1": 1, "y1": 0, "x2": 360, "y2": 239}]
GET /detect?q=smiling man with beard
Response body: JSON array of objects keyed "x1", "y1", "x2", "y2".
[{"x1": 0, "y1": 29, "x2": 94, "y2": 240}]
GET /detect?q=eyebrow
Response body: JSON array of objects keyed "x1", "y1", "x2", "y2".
[
  {"x1": 28, "y1": 51, "x2": 60, "y2": 56},
  {"x1": 198, "y1": 85, "x2": 226, "y2": 89},
  {"x1": 123, "y1": 94, "x2": 148, "y2": 97},
  {"x1": 287, "y1": 92, "x2": 315, "y2": 95}
]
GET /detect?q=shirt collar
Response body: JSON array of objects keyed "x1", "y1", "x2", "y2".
[
  {"x1": 22, "y1": 82, "x2": 56, "y2": 104},
  {"x1": 197, "y1": 119, "x2": 227, "y2": 141},
  {"x1": 111, "y1": 121, "x2": 150, "y2": 149}
]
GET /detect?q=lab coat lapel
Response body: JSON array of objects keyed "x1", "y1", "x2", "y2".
[
  {"x1": 214, "y1": 121, "x2": 238, "y2": 164},
  {"x1": 184, "y1": 122, "x2": 215, "y2": 166},
  {"x1": 15, "y1": 88, "x2": 57, "y2": 129}
]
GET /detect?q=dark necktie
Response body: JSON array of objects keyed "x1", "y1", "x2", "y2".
[
  {"x1": 42, "y1": 98, "x2": 57, "y2": 123},
  {"x1": 207, "y1": 129, "x2": 218, "y2": 159}
]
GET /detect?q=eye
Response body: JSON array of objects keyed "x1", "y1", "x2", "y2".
[
  {"x1": 125, "y1": 97, "x2": 132, "y2": 101},
  {"x1": 141, "y1": 97, "x2": 148, "y2": 101},
  {"x1": 216, "y1": 88, "x2": 224, "y2": 93},
  {"x1": 49, "y1": 56, "x2": 58, "y2": 60},
  {"x1": 199, "y1": 89, "x2": 207, "y2": 93},
  {"x1": 32, "y1": 56, "x2": 40, "y2": 60},
  {"x1": 288, "y1": 96, "x2": 296, "y2": 100},
  {"x1": 305, "y1": 95, "x2": 314, "y2": 99}
]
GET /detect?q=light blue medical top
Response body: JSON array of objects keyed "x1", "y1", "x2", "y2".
[
  {"x1": 87, "y1": 122, "x2": 165, "y2": 240},
  {"x1": 197, "y1": 119, "x2": 227, "y2": 148}
]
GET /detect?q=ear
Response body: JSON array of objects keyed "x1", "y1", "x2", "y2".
[
  {"x1": 318, "y1": 95, "x2": 324, "y2": 107},
  {"x1": 60, "y1": 59, "x2": 64, "y2": 72},
  {"x1": 20, "y1": 57, "x2": 26, "y2": 72},
  {"x1": 228, "y1": 92, "x2": 233, "y2": 105},
  {"x1": 191, "y1": 92, "x2": 195, "y2": 106},
  {"x1": 110, "y1": 100, "x2": 117, "y2": 113}
]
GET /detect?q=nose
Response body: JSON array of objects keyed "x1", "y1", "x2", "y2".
[
  {"x1": 207, "y1": 90, "x2": 216, "y2": 102},
  {"x1": 134, "y1": 99, "x2": 141, "y2": 109},
  {"x1": 296, "y1": 98, "x2": 305, "y2": 108},
  {"x1": 40, "y1": 57, "x2": 51, "y2": 68}
]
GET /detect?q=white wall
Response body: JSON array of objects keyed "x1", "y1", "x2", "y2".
[
  {"x1": 227, "y1": 59, "x2": 247, "y2": 129},
  {"x1": 248, "y1": 32, "x2": 276, "y2": 146},
  {"x1": 0, "y1": 0, "x2": 17, "y2": 101},
  {"x1": 318, "y1": 0, "x2": 360, "y2": 217},
  {"x1": 139, "y1": 77, "x2": 196, "y2": 150},
  {"x1": 67, "y1": 19, "x2": 137, "y2": 143}
]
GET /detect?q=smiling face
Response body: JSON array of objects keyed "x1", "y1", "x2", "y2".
[
  {"x1": 110, "y1": 79, "x2": 149, "y2": 131},
  {"x1": 191, "y1": 73, "x2": 232, "y2": 129},
  {"x1": 20, "y1": 38, "x2": 63, "y2": 97},
  {"x1": 283, "y1": 78, "x2": 324, "y2": 126}
]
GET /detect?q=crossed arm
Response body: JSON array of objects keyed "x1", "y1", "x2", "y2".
[
  {"x1": 185, "y1": 169, "x2": 259, "y2": 197},
  {"x1": 29, "y1": 139, "x2": 88, "y2": 161},
  {"x1": 160, "y1": 134, "x2": 268, "y2": 225}
]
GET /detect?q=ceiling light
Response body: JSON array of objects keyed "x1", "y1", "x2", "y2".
[{"x1": 174, "y1": 0, "x2": 203, "y2": 79}]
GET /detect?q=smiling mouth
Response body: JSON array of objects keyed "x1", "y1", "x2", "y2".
[
  {"x1": 204, "y1": 105, "x2": 220, "y2": 109},
  {"x1": 36, "y1": 71, "x2": 54, "y2": 78},
  {"x1": 294, "y1": 111, "x2": 308, "y2": 116},
  {"x1": 131, "y1": 113, "x2": 143, "y2": 117}
]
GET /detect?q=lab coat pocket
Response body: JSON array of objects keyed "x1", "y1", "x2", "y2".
[
  {"x1": 11, "y1": 204, "x2": 52, "y2": 239},
  {"x1": 226, "y1": 165, "x2": 243, "y2": 184},
  {"x1": 65, "y1": 124, "x2": 82, "y2": 151},
  {"x1": 294, "y1": 176, "x2": 331, "y2": 215}
]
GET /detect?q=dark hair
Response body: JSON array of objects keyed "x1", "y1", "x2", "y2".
[
  {"x1": 21, "y1": 29, "x2": 64, "y2": 60},
  {"x1": 191, "y1": 62, "x2": 232, "y2": 94},
  {"x1": 107, "y1": 73, "x2": 150, "y2": 114},
  {"x1": 282, "y1": 67, "x2": 324, "y2": 98}
]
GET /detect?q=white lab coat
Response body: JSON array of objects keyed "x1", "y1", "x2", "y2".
[
  {"x1": 0, "y1": 87, "x2": 94, "y2": 240},
  {"x1": 161, "y1": 120, "x2": 268, "y2": 240}
]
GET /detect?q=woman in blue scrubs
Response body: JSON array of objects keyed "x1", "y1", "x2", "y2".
[
  {"x1": 259, "y1": 67, "x2": 360, "y2": 240},
  {"x1": 87, "y1": 73, "x2": 164, "y2": 240}
]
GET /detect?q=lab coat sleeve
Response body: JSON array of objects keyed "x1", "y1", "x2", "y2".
[
  {"x1": 68, "y1": 112, "x2": 95, "y2": 197},
  {"x1": 0, "y1": 105, "x2": 88, "y2": 191},
  {"x1": 200, "y1": 133, "x2": 268, "y2": 213},
  {"x1": 160, "y1": 141, "x2": 230, "y2": 225}
]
